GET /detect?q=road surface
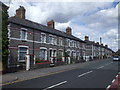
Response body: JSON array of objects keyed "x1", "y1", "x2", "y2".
[{"x1": 2, "y1": 59, "x2": 119, "y2": 89}]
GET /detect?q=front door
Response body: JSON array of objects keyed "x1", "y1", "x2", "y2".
[
  {"x1": 49, "y1": 49, "x2": 53, "y2": 63},
  {"x1": 53, "y1": 50, "x2": 56, "y2": 63}
]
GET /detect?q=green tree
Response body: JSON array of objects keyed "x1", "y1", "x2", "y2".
[
  {"x1": 115, "y1": 49, "x2": 120, "y2": 56},
  {"x1": 1, "y1": 2, "x2": 9, "y2": 71}
]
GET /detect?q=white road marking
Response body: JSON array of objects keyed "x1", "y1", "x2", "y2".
[
  {"x1": 106, "y1": 74, "x2": 118, "y2": 90},
  {"x1": 97, "y1": 62, "x2": 113, "y2": 69},
  {"x1": 43, "y1": 81, "x2": 67, "y2": 90},
  {"x1": 78, "y1": 71, "x2": 93, "y2": 77},
  {"x1": 105, "y1": 62, "x2": 113, "y2": 66},
  {"x1": 105, "y1": 63, "x2": 110, "y2": 66},
  {"x1": 106, "y1": 85, "x2": 111, "y2": 89},
  {"x1": 112, "y1": 79, "x2": 115, "y2": 83},
  {"x1": 116, "y1": 75, "x2": 118, "y2": 78},
  {"x1": 97, "y1": 66, "x2": 104, "y2": 69}
]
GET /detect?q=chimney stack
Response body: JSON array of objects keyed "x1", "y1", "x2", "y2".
[
  {"x1": 96, "y1": 42, "x2": 99, "y2": 44},
  {"x1": 66, "y1": 27, "x2": 72, "y2": 35},
  {"x1": 15, "y1": 6, "x2": 26, "y2": 19},
  {"x1": 105, "y1": 45, "x2": 108, "y2": 48},
  {"x1": 85, "y1": 36, "x2": 89, "y2": 41},
  {"x1": 47, "y1": 20, "x2": 55, "y2": 29}
]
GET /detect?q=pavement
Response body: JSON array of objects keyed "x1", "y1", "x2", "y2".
[
  {"x1": 1, "y1": 61, "x2": 87, "y2": 85},
  {"x1": 1, "y1": 59, "x2": 120, "y2": 88}
]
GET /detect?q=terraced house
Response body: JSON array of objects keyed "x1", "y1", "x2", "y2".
[
  {"x1": 8, "y1": 6, "x2": 113, "y2": 70},
  {"x1": 84, "y1": 36, "x2": 113, "y2": 61}
]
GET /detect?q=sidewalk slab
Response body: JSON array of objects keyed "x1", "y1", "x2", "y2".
[{"x1": 2, "y1": 75, "x2": 18, "y2": 84}]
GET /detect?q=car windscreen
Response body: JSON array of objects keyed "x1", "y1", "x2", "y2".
[{"x1": 113, "y1": 56, "x2": 119, "y2": 58}]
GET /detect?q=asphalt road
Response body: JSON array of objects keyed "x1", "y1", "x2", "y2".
[{"x1": 2, "y1": 59, "x2": 119, "y2": 89}]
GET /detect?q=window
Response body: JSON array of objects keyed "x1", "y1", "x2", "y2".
[
  {"x1": 49, "y1": 35, "x2": 57, "y2": 45},
  {"x1": 67, "y1": 39, "x2": 70, "y2": 46},
  {"x1": 72, "y1": 41, "x2": 74, "y2": 47},
  {"x1": 39, "y1": 48, "x2": 47, "y2": 60},
  {"x1": 41, "y1": 33, "x2": 46, "y2": 43},
  {"x1": 74, "y1": 41, "x2": 76, "y2": 47},
  {"x1": 18, "y1": 46, "x2": 28, "y2": 62},
  {"x1": 59, "y1": 37, "x2": 63, "y2": 46},
  {"x1": 49, "y1": 50, "x2": 52, "y2": 57},
  {"x1": 70, "y1": 41, "x2": 72, "y2": 47},
  {"x1": 58, "y1": 50, "x2": 63, "y2": 60},
  {"x1": 20, "y1": 30, "x2": 27, "y2": 40},
  {"x1": 53, "y1": 36, "x2": 57, "y2": 45},
  {"x1": 76, "y1": 42, "x2": 79, "y2": 48},
  {"x1": 49, "y1": 36, "x2": 53, "y2": 44}
]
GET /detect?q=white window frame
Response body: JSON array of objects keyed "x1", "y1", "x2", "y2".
[
  {"x1": 8, "y1": 24, "x2": 11, "y2": 38},
  {"x1": 53, "y1": 36, "x2": 57, "y2": 45},
  {"x1": 70, "y1": 40, "x2": 72, "y2": 47},
  {"x1": 59, "y1": 37, "x2": 63, "y2": 46},
  {"x1": 67, "y1": 39, "x2": 70, "y2": 47},
  {"x1": 58, "y1": 49, "x2": 63, "y2": 58},
  {"x1": 18, "y1": 45, "x2": 29, "y2": 62},
  {"x1": 39, "y1": 47, "x2": 47, "y2": 60},
  {"x1": 48, "y1": 35, "x2": 52, "y2": 44},
  {"x1": 40, "y1": 33, "x2": 46, "y2": 43},
  {"x1": 48, "y1": 34, "x2": 57, "y2": 45},
  {"x1": 71, "y1": 40, "x2": 74, "y2": 47},
  {"x1": 20, "y1": 28, "x2": 28, "y2": 40},
  {"x1": 74, "y1": 41, "x2": 76, "y2": 47}
]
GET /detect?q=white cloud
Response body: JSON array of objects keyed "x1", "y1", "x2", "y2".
[
  {"x1": 3, "y1": 0, "x2": 119, "y2": 51},
  {"x1": 55, "y1": 21, "x2": 71, "y2": 31},
  {"x1": 102, "y1": 29, "x2": 118, "y2": 38}
]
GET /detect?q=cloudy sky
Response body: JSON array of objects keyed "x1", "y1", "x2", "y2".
[{"x1": 2, "y1": 0, "x2": 120, "y2": 51}]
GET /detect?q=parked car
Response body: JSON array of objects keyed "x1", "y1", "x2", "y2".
[{"x1": 113, "y1": 56, "x2": 120, "y2": 61}]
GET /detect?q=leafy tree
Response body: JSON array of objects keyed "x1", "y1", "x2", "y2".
[
  {"x1": 1, "y1": 2, "x2": 9, "y2": 71},
  {"x1": 115, "y1": 49, "x2": 120, "y2": 56}
]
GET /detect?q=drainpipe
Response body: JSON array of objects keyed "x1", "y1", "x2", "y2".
[{"x1": 33, "y1": 29, "x2": 35, "y2": 66}]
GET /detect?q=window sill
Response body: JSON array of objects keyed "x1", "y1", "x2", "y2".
[
  {"x1": 21, "y1": 39, "x2": 27, "y2": 42},
  {"x1": 18, "y1": 60, "x2": 26, "y2": 62}
]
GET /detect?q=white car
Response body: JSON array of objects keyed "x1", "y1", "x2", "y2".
[{"x1": 113, "y1": 56, "x2": 120, "y2": 61}]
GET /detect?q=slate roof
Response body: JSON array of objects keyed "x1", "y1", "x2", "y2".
[
  {"x1": 0, "y1": 1, "x2": 9, "y2": 10},
  {"x1": 8, "y1": 16, "x2": 113, "y2": 52},
  {"x1": 8, "y1": 16, "x2": 85, "y2": 43},
  {"x1": 84, "y1": 40, "x2": 112, "y2": 50}
]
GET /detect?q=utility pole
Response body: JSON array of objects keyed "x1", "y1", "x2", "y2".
[
  {"x1": 100, "y1": 37, "x2": 102, "y2": 59},
  {"x1": 9, "y1": 0, "x2": 11, "y2": 8}
]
